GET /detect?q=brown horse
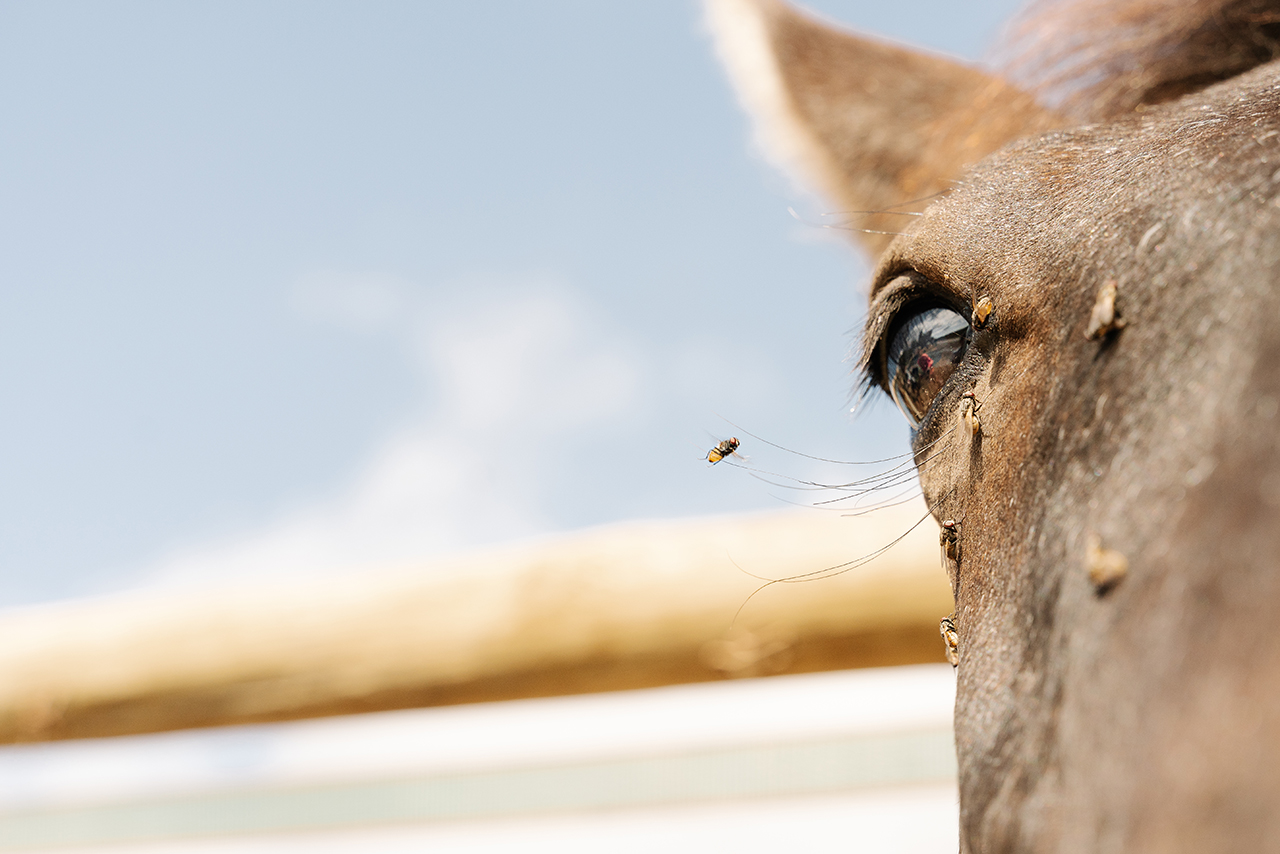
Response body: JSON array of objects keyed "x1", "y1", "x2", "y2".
[{"x1": 710, "y1": 0, "x2": 1280, "y2": 851}]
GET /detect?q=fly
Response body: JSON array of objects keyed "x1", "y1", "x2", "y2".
[{"x1": 706, "y1": 437, "x2": 741, "y2": 464}]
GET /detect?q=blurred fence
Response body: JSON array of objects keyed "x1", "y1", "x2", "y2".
[{"x1": 0, "y1": 500, "x2": 948, "y2": 744}]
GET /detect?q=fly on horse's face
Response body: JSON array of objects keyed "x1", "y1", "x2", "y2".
[{"x1": 711, "y1": 1, "x2": 1280, "y2": 850}]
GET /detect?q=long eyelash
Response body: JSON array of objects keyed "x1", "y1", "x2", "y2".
[
  {"x1": 849, "y1": 370, "x2": 880, "y2": 417},
  {"x1": 854, "y1": 284, "x2": 920, "y2": 394},
  {"x1": 853, "y1": 266, "x2": 975, "y2": 402}
]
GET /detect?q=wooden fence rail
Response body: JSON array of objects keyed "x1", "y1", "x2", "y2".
[{"x1": 0, "y1": 501, "x2": 948, "y2": 743}]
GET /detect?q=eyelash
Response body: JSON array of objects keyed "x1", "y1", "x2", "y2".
[
  {"x1": 856, "y1": 271, "x2": 979, "y2": 430},
  {"x1": 858, "y1": 273, "x2": 952, "y2": 388}
]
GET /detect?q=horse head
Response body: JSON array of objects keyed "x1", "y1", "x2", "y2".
[{"x1": 710, "y1": 1, "x2": 1280, "y2": 849}]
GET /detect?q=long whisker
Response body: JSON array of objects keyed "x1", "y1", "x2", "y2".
[
  {"x1": 817, "y1": 477, "x2": 923, "y2": 508},
  {"x1": 839, "y1": 488, "x2": 925, "y2": 518},
  {"x1": 715, "y1": 416, "x2": 925, "y2": 465},
  {"x1": 786, "y1": 207, "x2": 913, "y2": 238},
  {"x1": 769, "y1": 479, "x2": 924, "y2": 515},
  {"x1": 860, "y1": 188, "x2": 954, "y2": 210},
  {"x1": 730, "y1": 507, "x2": 938, "y2": 626},
  {"x1": 739, "y1": 464, "x2": 917, "y2": 494},
  {"x1": 793, "y1": 189, "x2": 954, "y2": 222},
  {"x1": 755, "y1": 474, "x2": 922, "y2": 512},
  {"x1": 824, "y1": 209, "x2": 923, "y2": 217},
  {"x1": 775, "y1": 508, "x2": 936, "y2": 584},
  {"x1": 724, "y1": 426, "x2": 954, "y2": 493}
]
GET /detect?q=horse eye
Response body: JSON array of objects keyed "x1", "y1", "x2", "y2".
[{"x1": 885, "y1": 306, "x2": 971, "y2": 426}]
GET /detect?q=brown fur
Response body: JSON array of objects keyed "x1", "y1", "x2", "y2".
[
  {"x1": 710, "y1": 0, "x2": 1062, "y2": 255},
  {"x1": 872, "y1": 67, "x2": 1280, "y2": 849},
  {"x1": 709, "y1": 0, "x2": 1280, "y2": 850},
  {"x1": 1002, "y1": 0, "x2": 1280, "y2": 118}
]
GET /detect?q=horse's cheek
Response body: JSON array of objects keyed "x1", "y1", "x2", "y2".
[{"x1": 920, "y1": 332, "x2": 1072, "y2": 850}]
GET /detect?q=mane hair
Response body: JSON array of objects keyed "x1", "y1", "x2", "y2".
[{"x1": 997, "y1": 0, "x2": 1280, "y2": 119}]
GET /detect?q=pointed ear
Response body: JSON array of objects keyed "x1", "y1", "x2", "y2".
[{"x1": 707, "y1": 0, "x2": 1059, "y2": 256}]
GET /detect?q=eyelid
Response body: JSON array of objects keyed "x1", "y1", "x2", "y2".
[
  {"x1": 856, "y1": 272, "x2": 935, "y2": 388},
  {"x1": 857, "y1": 271, "x2": 978, "y2": 402}
]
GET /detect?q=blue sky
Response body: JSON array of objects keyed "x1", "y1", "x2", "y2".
[{"x1": 0, "y1": 1, "x2": 1024, "y2": 606}]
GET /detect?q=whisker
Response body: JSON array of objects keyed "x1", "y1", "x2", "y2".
[
  {"x1": 787, "y1": 188, "x2": 958, "y2": 237},
  {"x1": 820, "y1": 209, "x2": 923, "y2": 217},
  {"x1": 759, "y1": 484, "x2": 921, "y2": 514},
  {"x1": 730, "y1": 506, "x2": 939, "y2": 626},
  {"x1": 871, "y1": 188, "x2": 955, "y2": 209},
  {"x1": 736, "y1": 463, "x2": 914, "y2": 493},
  {"x1": 774, "y1": 479, "x2": 923, "y2": 515},
  {"x1": 785, "y1": 207, "x2": 911, "y2": 237},
  {"x1": 815, "y1": 478, "x2": 922, "y2": 508},
  {"x1": 715, "y1": 416, "x2": 926, "y2": 465},
  {"x1": 741, "y1": 468, "x2": 925, "y2": 503},
  {"x1": 724, "y1": 426, "x2": 954, "y2": 494},
  {"x1": 838, "y1": 489, "x2": 925, "y2": 518},
  {"x1": 801, "y1": 189, "x2": 954, "y2": 220},
  {"x1": 774, "y1": 484, "x2": 956, "y2": 584},
  {"x1": 821, "y1": 472, "x2": 925, "y2": 500}
]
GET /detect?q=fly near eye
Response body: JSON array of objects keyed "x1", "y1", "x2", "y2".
[
  {"x1": 885, "y1": 306, "x2": 971, "y2": 426},
  {"x1": 706, "y1": 437, "x2": 741, "y2": 464}
]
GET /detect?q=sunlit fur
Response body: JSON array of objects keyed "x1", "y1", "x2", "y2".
[{"x1": 711, "y1": 1, "x2": 1280, "y2": 851}]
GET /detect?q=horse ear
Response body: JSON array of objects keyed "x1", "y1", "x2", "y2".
[{"x1": 707, "y1": 0, "x2": 1059, "y2": 256}]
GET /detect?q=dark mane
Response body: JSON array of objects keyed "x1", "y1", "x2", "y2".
[{"x1": 998, "y1": 0, "x2": 1280, "y2": 119}]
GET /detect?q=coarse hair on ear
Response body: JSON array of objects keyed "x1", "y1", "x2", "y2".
[
  {"x1": 1001, "y1": 0, "x2": 1280, "y2": 120},
  {"x1": 706, "y1": 0, "x2": 1059, "y2": 257}
]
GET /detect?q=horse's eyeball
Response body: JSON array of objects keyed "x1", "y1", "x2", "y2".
[{"x1": 886, "y1": 306, "x2": 971, "y2": 425}]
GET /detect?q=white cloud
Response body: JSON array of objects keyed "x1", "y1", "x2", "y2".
[
  {"x1": 416, "y1": 286, "x2": 640, "y2": 434},
  {"x1": 146, "y1": 276, "x2": 645, "y2": 587}
]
